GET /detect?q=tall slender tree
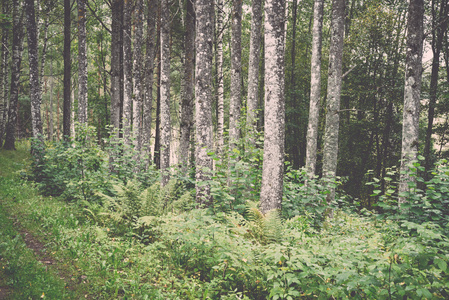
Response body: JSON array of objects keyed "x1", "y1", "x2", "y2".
[
  {"x1": 399, "y1": 0, "x2": 424, "y2": 206},
  {"x1": 195, "y1": 0, "x2": 213, "y2": 204},
  {"x1": 133, "y1": 0, "x2": 144, "y2": 152},
  {"x1": 179, "y1": 0, "x2": 195, "y2": 174},
  {"x1": 110, "y1": 0, "x2": 123, "y2": 137},
  {"x1": 3, "y1": 0, "x2": 24, "y2": 150},
  {"x1": 322, "y1": 0, "x2": 345, "y2": 204},
  {"x1": 229, "y1": 0, "x2": 242, "y2": 149},
  {"x1": 77, "y1": 0, "x2": 88, "y2": 124},
  {"x1": 424, "y1": 0, "x2": 449, "y2": 176},
  {"x1": 143, "y1": 0, "x2": 158, "y2": 167},
  {"x1": 0, "y1": 1, "x2": 11, "y2": 147},
  {"x1": 216, "y1": 0, "x2": 225, "y2": 158},
  {"x1": 259, "y1": 0, "x2": 285, "y2": 214},
  {"x1": 160, "y1": 0, "x2": 172, "y2": 186},
  {"x1": 305, "y1": 0, "x2": 324, "y2": 177},
  {"x1": 246, "y1": 0, "x2": 263, "y2": 144},
  {"x1": 24, "y1": 0, "x2": 44, "y2": 144},
  {"x1": 63, "y1": 0, "x2": 71, "y2": 139},
  {"x1": 123, "y1": 0, "x2": 133, "y2": 144}
]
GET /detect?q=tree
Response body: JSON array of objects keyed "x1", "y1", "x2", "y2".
[
  {"x1": 322, "y1": 0, "x2": 345, "y2": 204},
  {"x1": 133, "y1": 0, "x2": 144, "y2": 152},
  {"x1": 195, "y1": 0, "x2": 213, "y2": 204},
  {"x1": 123, "y1": 0, "x2": 133, "y2": 144},
  {"x1": 77, "y1": 0, "x2": 88, "y2": 124},
  {"x1": 143, "y1": 0, "x2": 158, "y2": 167},
  {"x1": 423, "y1": 0, "x2": 449, "y2": 176},
  {"x1": 259, "y1": 0, "x2": 285, "y2": 214},
  {"x1": 305, "y1": 0, "x2": 324, "y2": 177},
  {"x1": 160, "y1": 0, "x2": 171, "y2": 186},
  {"x1": 229, "y1": 0, "x2": 242, "y2": 149},
  {"x1": 215, "y1": 0, "x2": 224, "y2": 158},
  {"x1": 0, "y1": 1, "x2": 11, "y2": 147},
  {"x1": 110, "y1": 0, "x2": 123, "y2": 137},
  {"x1": 24, "y1": 0, "x2": 43, "y2": 144},
  {"x1": 399, "y1": 0, "x2": 424, "y2": 206},
  {"x1": 63, "y1": 0, "x2": 71, "y2": 139},
  {"x1": 179, "y1": 0, "x2": 195, "y2": 174},
  {"x1": 3, "y1": 0, "x2": 24, "y2": 150},
  {"x1": 246, "y1": 0, "x2": 263, "y2": 144}
]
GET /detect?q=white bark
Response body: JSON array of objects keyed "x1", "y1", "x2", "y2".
[
  {"x1": 246, "y1": 0, "x2": 263, "y2": 144},
  {"x1": 305, "y1": 0, "x2": 324, "y2": 177},
  {"x1": 322, "y1": 0, "x2": 345, "y2": 204},
  {"x1": 260, "y1": 0, "x2": 285, "y2": 214},
  {"x1": 399, "y1": 0, "x2": 424, "y2": 206},
  {"x1": 160, "y1": 0, "x2": 172, "y2": 186},
  {"x1": 216, "y1": 0, "x2": 224, "y2": 157},
  {"x1": 195, "y1": 0, "x2": 214, "y2": 205},
  {"x1": 133, "y1": 0, "x2": 144, "y2": 152},
  {"x1": 77, "y1": 0, "x2": 88, "y2": 124}
]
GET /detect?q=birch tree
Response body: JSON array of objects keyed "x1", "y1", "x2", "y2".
[
  {"x1": 322, "y1": 0, "x2": 345, "y2": 204},
  {"x1": 216, "y1": 0, "x2": 224, "y2": 158},
  {"x1": 123, "y1": 0, "x2": 133, "y2": 144},
  {"x1": 77, "y1": 0, "x2": 88, "y2": 125},
  {"x1": 179, "y1": 0, "x2": 195, "y2": 173},
  {"x1": 259, "y1": 0, "x2": 285, "y2": 214},
  {"x1": 305, "y1": 0, "x2": 324, "y2": 177},
  {"x1": 143, "y1": 0, "x2": 158, "y2": 167},
  {"x1": 195, "y1": 0, "x2": 213, "y2": 204},
  {"x1": 133, "y1": 0, "x2": 144, "y2": 152},
  {"x1": 229, "y1": 0, "x2": 242, "y2": 149},
  {"x1": 110, "y1": 0, "x2": 123, "y2": 137},
  {"x1": 3, "y1": 0, "x2": 24, "y2": 150},
  {"x1": 63, "y1": 0, "x2": 71, "y2": 139},
  {"x1": 399, "y1": 0, "x2": 424, "y2": 206},
  {"x1": 0, "y1": 1, "x2": 10, "y2": 147},
  {"x1": 246, "y1": 0, "x2": 263, "y2": 144},
  {"x1": 160, "y1": 0, "x2": 172, "y2": 186},
  {"x1": 24, "y1": 0, "x2": 44, "y2": 144}
]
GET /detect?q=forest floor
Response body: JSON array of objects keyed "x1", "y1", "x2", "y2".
[{"x1": 0, "y1": 144, "x2": 87, "y2": 299}]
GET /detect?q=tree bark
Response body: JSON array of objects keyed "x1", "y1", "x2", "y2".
[
  {"x1": 24, "y1": 0, "x2": 44, "y2": 144},
  {"x1": 110, "y1": 0, "x2": 123, "y2": 137},
  {"x1": 322, "y1": 0, "x2": 345, "y2": 204},
  {"x1": 160, "y1": 0, "x2": 171, "y2": 186},
  {"x1": 246, "y1": 0, "x2": 263, "y2": 144},
  {"x1": 399, "y1": 0, "x2": 424, "y2": 206},
  {"x1": 143, "y1": 0, "x2": 158, "y2": 167},
  {"x1": 259, "y1": 0, "x2": 285, "y2": 214},
  {"x1": 0, "y1": 1, "x2": 11, "y2": 147},
  {"x1": 216, "y1": 0, "x2": 224, "y2": 158},
  {"x1": 424, "y1": 0, "x2": 448, "y2": 176},
  {"x1": 77, "y1": 0, "x2": 88, "y2": 125},
  {"x1": 305, "y1": 0, "x2": 324, "y2": 177},
  {"x1": 63, "y1": 0, "x2": 71, "y2": 139},
  {"x1": 3, "y1": 0, "x2": 24, "y2": 150},
  {"x1": 133, "y1": 0, "x2": 144, "y2": 152},
  {"x1": 123, "y1": 0, "x2": 133, "y2": 145},
  {"x1": 179, "y1": 0, "x2": 195, "y2": 174},
  {"x1": 229, "y1": 0, "x2": 242, "y2": 148},
  {"x1": 195, "y1": 0, "x2": 214, "y2": 205}
]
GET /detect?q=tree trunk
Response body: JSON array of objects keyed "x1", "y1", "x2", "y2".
[
  {"x1": 77, "y1": 0, "x2": 88, "y2": 125},
  {"x1": 246, "y1": 0, "x2": 263, "y2": 144},
  {"x1": 305, "y1": 0, "x2": 324, "y2": 177},
  {"x1": 24, "y1": 0, "x2": 44, "y2": 145},
  {"x1": 424, "y1": 0, "x2": 448, "y2": 176},
  {"x1": 322, "y1": 0, "x2": 345, "y2": 205},
  {"x1": 123, "y1": 0, "x2": 133, "y2": 144},
  {"x1": 195, "y1": 0, "x2": 214, "y2": 205},
  {"x1": 0, "y1": 1, "x2": 11, "y2": 147},
  {"x1": 3, "y1": 0, "x2": 24, "y2": 150},
  {"x1": 133, "y1": 0, "x2": 144, "y2": 153},
  {"x1": 179, "y1": 0, "x2": 195, "y2": 174},
  {"x1": 49, "y1": 61, "x2": 54, "y2": 141},
  {"x1": 143, "y1": 0, "x2": 158, "y2": 167},
  {"x1": 110, "y1": 0, "x2": 123, "y2": 137},
  {"x1": 399, "y1": 0, "x2": 424, "y2": 206},
  {"x1": 63, "y1": 0, "x2": 71, "y2": 139},
  {"x1": 259, "y1": 0, "x2": 285, "y2": 214},
  {"x1": 216, "y1": 0, "x2": 224, "y2": 158},
  {"x1": 229, "y1": 0, "x2": 242, "y2": 149}
]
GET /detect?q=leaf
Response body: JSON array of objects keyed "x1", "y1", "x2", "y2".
[{"x1": 435, "y1": 258, "x2": 447, "y2": 272}]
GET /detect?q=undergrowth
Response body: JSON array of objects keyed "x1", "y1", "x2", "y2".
[{"x1": 1, "y1": 136, "x2": 449, "y2": 299}]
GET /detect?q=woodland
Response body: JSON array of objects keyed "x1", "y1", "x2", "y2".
[{"x1": 0, "y1": 0, "x2": 449, "y2": 299}]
